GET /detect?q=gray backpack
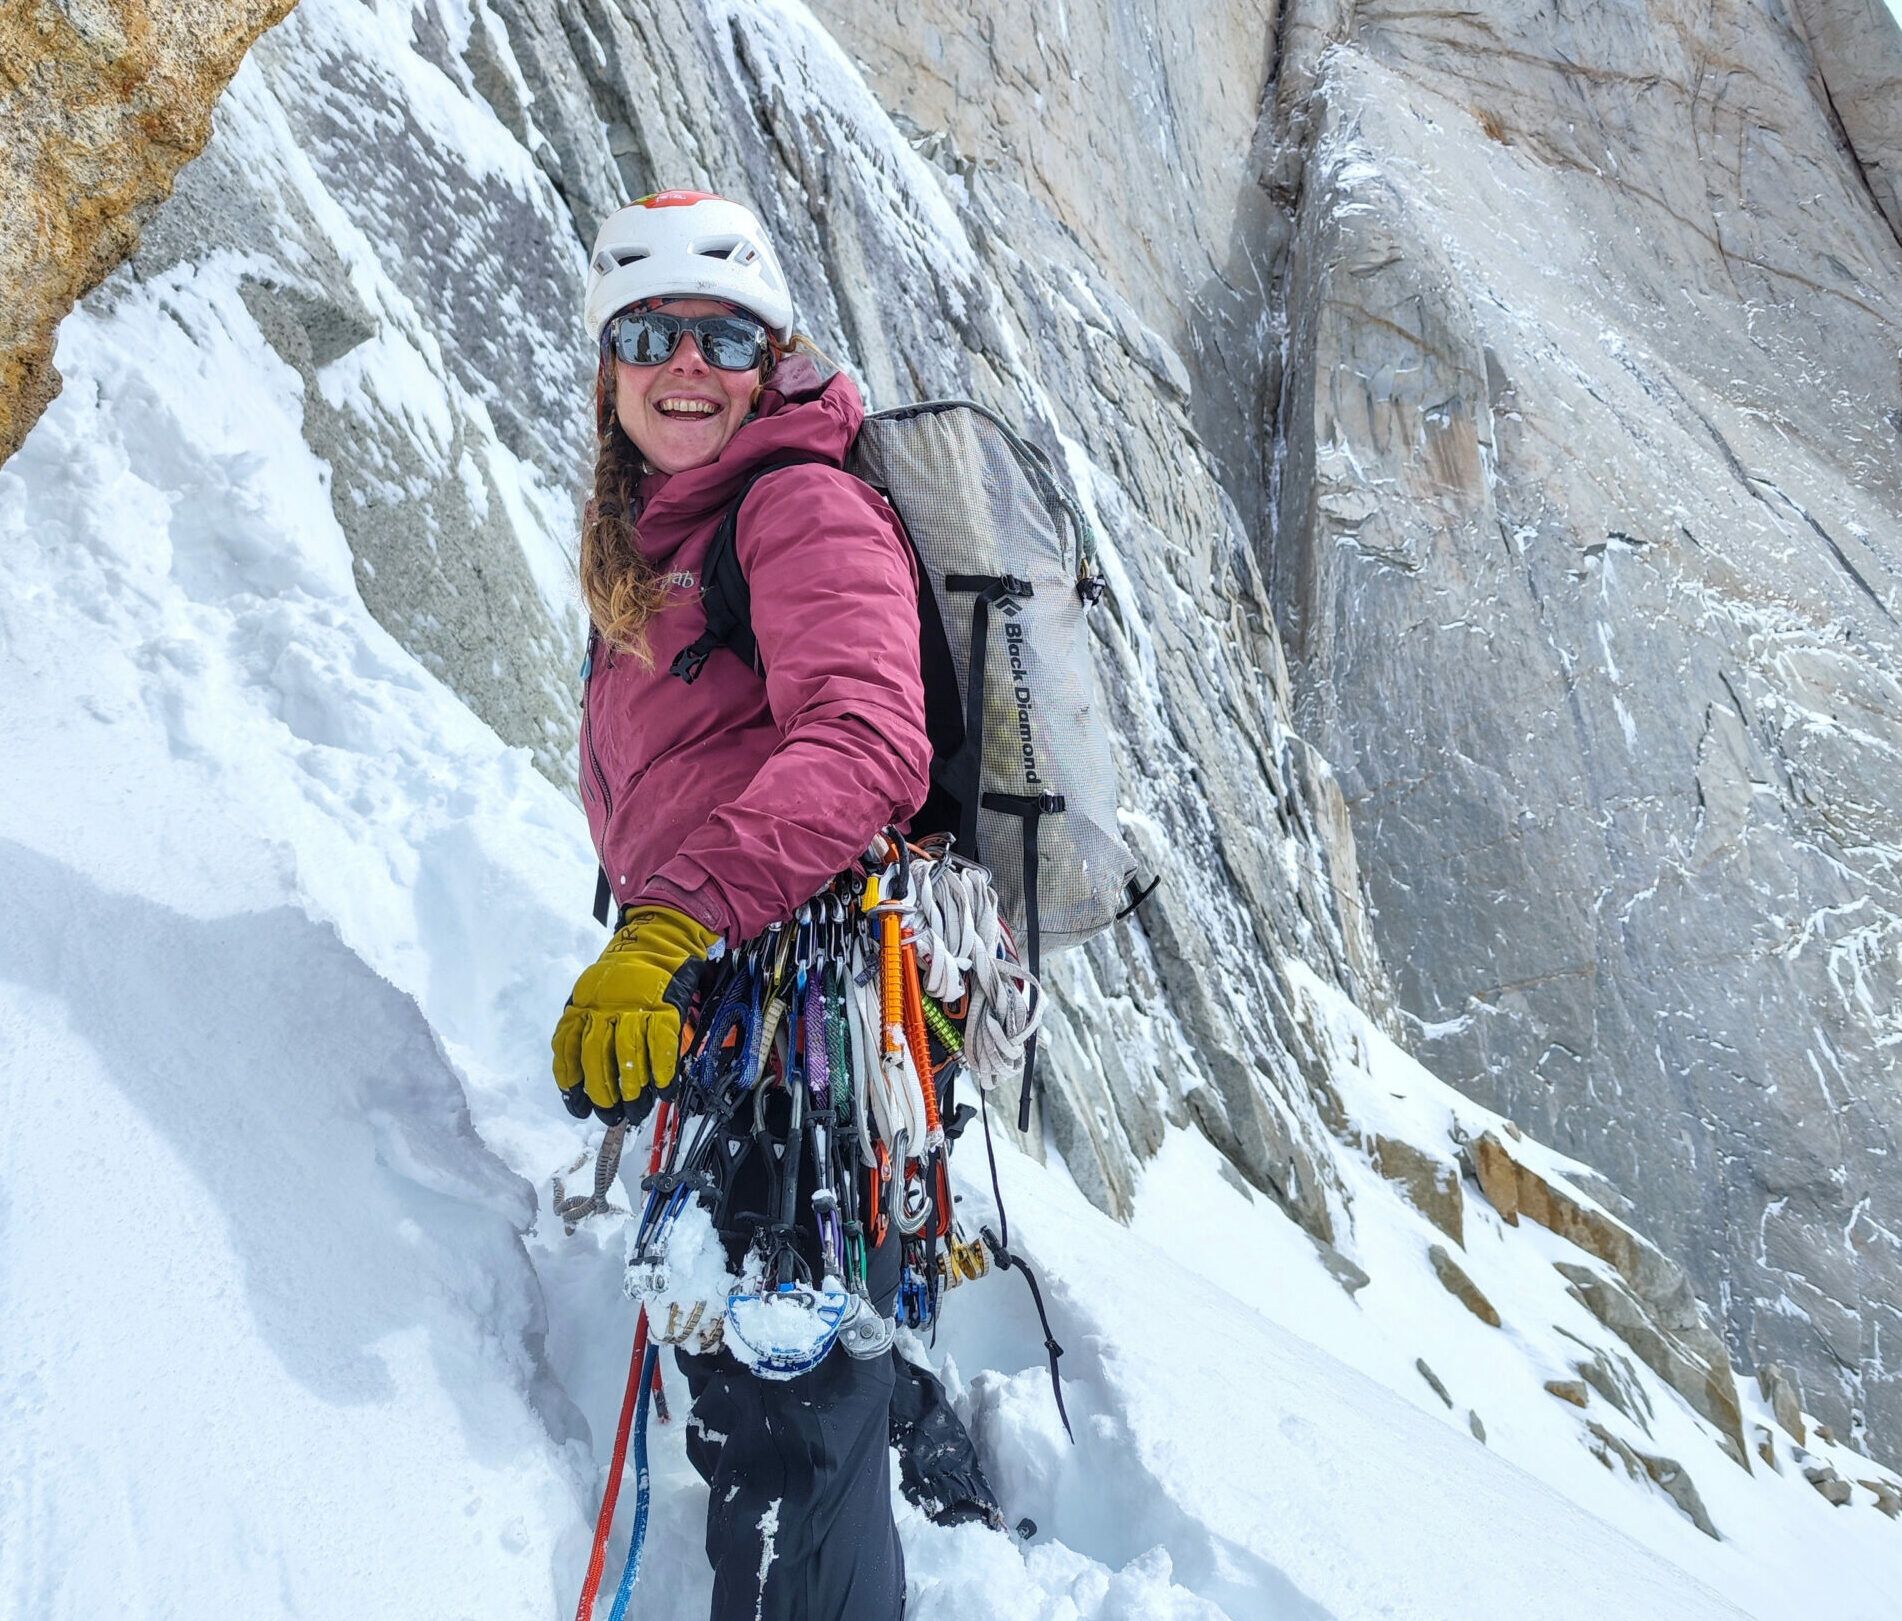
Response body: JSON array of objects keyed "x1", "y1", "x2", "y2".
[{"x1": 668, "y1": 399, "x2": 1152, "y2": 1126}]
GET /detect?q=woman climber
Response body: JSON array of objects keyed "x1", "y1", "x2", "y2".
[{"x1": 552, "y1": 190, "x2": 999, "y2": 1621}]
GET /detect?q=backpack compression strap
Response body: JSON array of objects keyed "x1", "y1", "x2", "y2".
[
  {"x1": 938, "y1": 572, "x2": 1067, "y2": 1131},
  {"x1": 982, "y1": 789, "x2": 1064, "y2": 1131},
  {"x1": 936, "y1": 575, "x2": 1032, "y2": 859}
]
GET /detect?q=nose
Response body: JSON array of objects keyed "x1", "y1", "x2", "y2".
[{"x1": 665, "y1": 334, "x2": 710, "y2": 374}]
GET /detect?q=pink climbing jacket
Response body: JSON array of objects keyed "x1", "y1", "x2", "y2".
[{"x1": 580, "y1": 355, "x2": 930, "y2": 942}]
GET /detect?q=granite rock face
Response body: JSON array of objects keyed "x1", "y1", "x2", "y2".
[
  {"x1": 121, "y1": 1, "x2": 592, "y2": 781},
  {"x1": 1262, "y1": 0, "x2": 1902, "y2": 1459},
  {"x1": 1475, "y1": 1123, "x2": 1747, "y2": 1462},
  {"x1": 0, "y1": 0, "x2": 295, "y2": 464},
  {"x1": 1791, "y1": 0, "x2": 1902, "y2": 244}
]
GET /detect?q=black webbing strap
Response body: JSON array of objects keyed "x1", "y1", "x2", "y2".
[
  {"x1": 1117, "y1": 872, "x2": 1161, "y2": 920},
  {"x1": 979, "y1": 1086, "x2": 1072, "y2": 1443},
  {"x1": 982, "y1": 789, "x2": 1065, "y2": 1131},
  {"x1": 939, "y1": 574, "x2": 1034, "y2": 859},
  {"x1": 670, "y1": 455, "x2": 825, "y2": 685},
  {"x1": 593, "y1": 866, "x2": 613, "y2": 927}
]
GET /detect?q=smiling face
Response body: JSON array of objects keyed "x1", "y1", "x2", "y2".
[{"x1": 613, "y1": 297, "x2": 765, "y2": 474}]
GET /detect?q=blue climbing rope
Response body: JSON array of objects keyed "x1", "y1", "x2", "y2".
[{"x1": 605, "y1": 1341, "x2": 661, "y2": 1621}]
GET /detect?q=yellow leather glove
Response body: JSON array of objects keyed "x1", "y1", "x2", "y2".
[{"x1": 553, "y1": 904, "x2": 720, "y2": 1118}]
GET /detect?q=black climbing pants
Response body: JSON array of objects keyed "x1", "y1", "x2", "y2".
[
  {"x1": 888, "y1": 1350, "x2": 999, "y2": 1528},
  {"x1": 676, "y1": 1085, "x2": 907, "y2": 1621},
  {"x1": 675, "y1": 1339, "x2": 1000, "y2": 1619},
  {"x1": 676, "y1": 1342, "x2": 905, "y2": 1621}
]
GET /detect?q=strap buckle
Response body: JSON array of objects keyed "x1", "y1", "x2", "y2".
[{"x1": 669, "y1": 640, "x2": 713, "y2": 683}]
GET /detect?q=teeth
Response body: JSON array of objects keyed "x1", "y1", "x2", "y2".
[{"x1": 657, "y1": 399, "x2": 718, "y2": 417}]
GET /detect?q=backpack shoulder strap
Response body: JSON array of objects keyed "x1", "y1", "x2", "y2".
[{"x1": 669, "y1": 455, "x2": 825, "y2": 684}]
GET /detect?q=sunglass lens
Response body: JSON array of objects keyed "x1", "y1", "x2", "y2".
[
  {"x1": 615, "y1": 314, "x2": 679, "y2": 365},
  {"x1": 698, "y1": 317, "x2": 768, "y2": 371}
]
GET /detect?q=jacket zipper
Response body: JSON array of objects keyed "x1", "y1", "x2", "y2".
[{"x1": 582, "y1": 629, "x2": 613, "y2": 817}]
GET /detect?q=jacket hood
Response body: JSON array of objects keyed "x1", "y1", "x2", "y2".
[{"x1": 634, "y1": 356, "x2": 864, "y2": 564}]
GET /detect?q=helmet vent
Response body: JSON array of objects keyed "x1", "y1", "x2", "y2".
[{"x1": 693, "y1": 236, "x2": 754, "y2": 263}]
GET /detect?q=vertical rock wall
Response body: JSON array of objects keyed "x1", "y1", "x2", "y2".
[
  {"x1": 1261, "y1": 0, "x2": 1902, "y2": 1458},
  {"x1": 124, "y1": 0, "x2": 594, "y2": 781},
  {"x1": 1790, "y1": 0, "x2": 1902, "y2": 245}
]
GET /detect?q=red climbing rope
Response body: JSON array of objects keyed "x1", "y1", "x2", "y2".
[{"x1": 572, "y1": 1100, "x2": 675, "y2": 1621}]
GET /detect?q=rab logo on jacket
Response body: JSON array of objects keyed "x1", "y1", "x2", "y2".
[{"x1": 662, "y1": 570, "x2": 697, "y2": 591}]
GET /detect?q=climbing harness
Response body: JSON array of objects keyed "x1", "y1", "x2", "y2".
[
  {"x1": 610, "y1": 831, "x2": 1049, "y2": 1357},
  {"x1": 619, "y1": 835, "x2": 1023, "y2": 1354}
]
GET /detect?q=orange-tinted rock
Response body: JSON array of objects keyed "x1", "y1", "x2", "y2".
[
  {"x1": 1474, "y1": 1130, "x2": 1746, "y2": 1466},
  {"x1": 0, "y1": 0, "x2": 295, "y2": 463},
  {"x1": 1429, "y1": 1243, "x2": 1501, "y2": 1327},
  {"x1": 1372, "y1": 1133, "x2": 1466, "y2": 1245}
]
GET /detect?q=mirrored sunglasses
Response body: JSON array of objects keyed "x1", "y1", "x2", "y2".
[{"x1": 611, "y1": 310, "x2": 771, "y2": 372}]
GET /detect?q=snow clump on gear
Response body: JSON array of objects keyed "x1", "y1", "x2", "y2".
[{"x1": 585, "y1": 191, "x2": 795, "y2": 343}]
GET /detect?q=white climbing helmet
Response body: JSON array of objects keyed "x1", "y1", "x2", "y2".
[{"x1": 584, "y1": 191, "x2": 795, "y2": 344}]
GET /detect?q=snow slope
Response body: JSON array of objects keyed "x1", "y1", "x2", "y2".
[{"x1": 2, "y1": 164, "x2": 1897, "y2": 1619}]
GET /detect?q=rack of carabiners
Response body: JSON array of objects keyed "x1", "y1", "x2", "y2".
[
  {"x1": 623, "y1": 830, "x2": 1011, "y2": 1377},
  {"x1": 571, "y1": 833, "x2": 1047, "y2": 1620}
]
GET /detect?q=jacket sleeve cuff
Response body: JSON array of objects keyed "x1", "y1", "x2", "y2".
[{"x1": 628, "y1": 871, "x2": 734, "y2": 943}]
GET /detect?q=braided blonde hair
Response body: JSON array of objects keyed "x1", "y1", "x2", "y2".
[{"x1": 579, "y1": 329, "x2": 670, "y2": 659}]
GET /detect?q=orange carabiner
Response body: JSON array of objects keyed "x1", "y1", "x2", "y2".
[{"x1": 869, "y1": 1139, "x2": 891, "y2": 1249}]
